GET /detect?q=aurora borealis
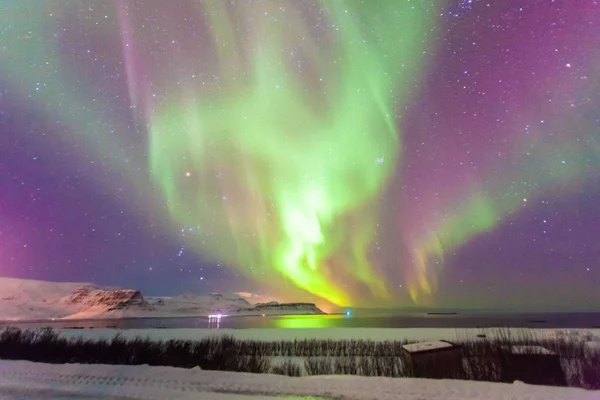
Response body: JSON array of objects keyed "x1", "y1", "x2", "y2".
[{"x1": 2, "y1": 0, "x2": 600, "y2": 310}]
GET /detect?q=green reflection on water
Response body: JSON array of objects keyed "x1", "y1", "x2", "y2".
[
  {"x1": 272, "y1": 314, "x2": 345, "y2": 328},
  {"x1": 280, "y1": 397, "x2": 329, "y2": 400}
]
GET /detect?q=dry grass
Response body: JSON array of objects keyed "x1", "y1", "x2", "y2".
[{"x1": 0, "y1": 327, "x2": 598, "y2": 388}]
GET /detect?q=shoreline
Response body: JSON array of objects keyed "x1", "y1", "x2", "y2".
[
  {"x1": 52, "y1": 327, "x2": 600, "y2": 343},
  {"x1": 5, "y1": 310, "x2": 600, "y2": 325},
  {"x1": 0, "y1": 311, "x2": 336, "y2": 325}
]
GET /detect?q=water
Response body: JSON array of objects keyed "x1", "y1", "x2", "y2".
[{"x1": 6, "y1": 312, "x2": 600, "y2": 330}]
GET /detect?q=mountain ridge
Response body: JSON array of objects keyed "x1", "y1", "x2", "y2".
[{"x1": 0, "y1": 277, "x2": 324, "y2": 321}]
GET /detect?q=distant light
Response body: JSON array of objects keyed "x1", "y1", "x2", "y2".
[
  {"x1": 346, "y1": 310, "x2": 351, "y2": 317},
  {"x1": 185, "y1": 172, "x2": 191, "y2": 177}
]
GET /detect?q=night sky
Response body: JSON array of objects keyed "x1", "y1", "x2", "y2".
[{"x1": 1, "y1": 0, "x2": 600, "y2": 311}]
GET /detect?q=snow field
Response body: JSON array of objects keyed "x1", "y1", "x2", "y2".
[{"x1": 0, "y1": 360, "x2": 592, "y2": 400}]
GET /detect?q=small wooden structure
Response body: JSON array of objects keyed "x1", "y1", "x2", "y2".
[
  {"x1": 402, "y1": 340, "x2": 462, "y2": 378},
  {"x1": 502, "y1": 346, "x2": 566, "y2": 386}
]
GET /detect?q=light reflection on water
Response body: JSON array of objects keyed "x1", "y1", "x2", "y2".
[
  {"x1": 6, "y1": 312, "x2": 600, "y2": 330},
  {"x1": 272, "y1": 315, "x2": 351, "y2": 329}
]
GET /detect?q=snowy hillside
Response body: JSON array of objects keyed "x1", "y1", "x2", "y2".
[{"x1": 0, "y1": 277, "x2": 324, "y2": 321}]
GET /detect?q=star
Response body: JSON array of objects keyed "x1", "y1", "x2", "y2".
[{"x1": 0, "y1": 0, "x2": 598, "y2": 310}]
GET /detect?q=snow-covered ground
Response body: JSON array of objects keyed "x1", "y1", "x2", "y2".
[
  {"x1": 0, "y1": 360, "x2": 592, "y2": 400},
  {"x1": 0, "y1": 277, "x2": 323, "y2": 321},
  {"x1": 57, "y1": 326, "x2": 600, "y2": 343}
]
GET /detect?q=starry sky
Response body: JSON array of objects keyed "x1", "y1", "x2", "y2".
[{"x1": 1, "y1": 0, "x2": 600, "y2": 311}]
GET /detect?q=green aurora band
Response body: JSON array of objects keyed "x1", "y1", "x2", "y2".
[
  {"x1": 408, "y1": 121, "x2": 600, "y2": 304},
  {"x1": 0, "y1": 1, "x2": 155, "y2": 217},
  {"x1": 3, "y1": 1, "x2": 600, "y2": 308},
  {"x1": 149, "y1": 1, "x2": 436, "y2": 306}
]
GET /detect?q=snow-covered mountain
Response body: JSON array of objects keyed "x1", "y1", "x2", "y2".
[
  {"x1": 0, "y1": 278, "x2": 155, "y2": 320},
  {"x1": 0, "y1": 277, "x2": 324, "y2": 321},
  {"x1": 146, "y1": 293, "x2": 251, "y2": 316},
  {"x1": 146, "y1": 294, "x2": 325, "y2": 316},
  {"x1": 61, "y1": 286, "x2": 154, "y2": 319},
  {"x1": 250, "y1": 302, "x2": 324, "y2": 314}
]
